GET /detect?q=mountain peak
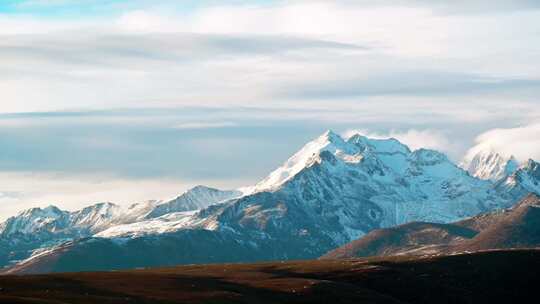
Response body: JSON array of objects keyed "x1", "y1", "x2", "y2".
[
  {"x1": 187, "y1": 185, "x2": 220, "y2": 194},
  {"x1": 191, "y1": 185, "x2": 213, "y2": 190},
  {"x1": 252, "y1": 131, "x2": 353, "y2": 192},
  {"x1": 410, "y1": 148, "x2": 449, "y2": 165},
  {"x1": 524, "y1": 159, "x2": 540, "y2": 170},
  {"x1": 496, "y1": 158, "x2": 540, "y2": 199},
  {"x1": 511, "y1": 159, "x2": 540, "y2": 179},
  {"x1": 464, "y1": 149, "x2": 519, "y2": 181},
  {"x1": 347, "y1": 133, "x2": 411, "y2": 155},
  {"x1": 17, "y1": 205, "x2": 64, "y2": 218},
  {"x1": 519, "y1": 159, "x2": 540, "y2": 181},
  {"x1": 144, "y1": 186, "x2": 241, "y2": 219},
  {"x1": 320, "y1": 130, "x2": 343, "y2": 143},
  {"x1": 314, "y1": 130, "x2": 348, "y2": 149}
]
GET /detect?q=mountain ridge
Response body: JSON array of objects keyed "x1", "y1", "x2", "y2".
[
  {"x1": 0, "y1": 186, "x2": 240, "y2": 268},
  {"x1": 3, "y1": 130, "x2": 539, "y2": 273}
]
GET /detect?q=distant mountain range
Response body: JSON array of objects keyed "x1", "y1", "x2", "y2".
[
  {"x1": 2, "y1": 131, "x2": 539, "y2": 274},
  {"x1": 0, "y1": 186, "x2": 240, "y2": 268}
]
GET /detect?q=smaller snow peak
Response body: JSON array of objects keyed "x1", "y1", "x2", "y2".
[
  {"x1": 43, "y1": 205, "x2": 60, "y2": 212},
  {"x1": 87, "y1": 202, "x2": 116, "y2": 209},
  {"x1": 80, "y1": 202, "x2": 119, "y2": 214},
  {"x1": 189, "y1": 185, "x2": 215, "y2": 192},
  {"x1": 521, "y1": 159, "x2": 540, "y2": 178},
  {"x1": 499, "y1": 158, "x2": 540, "y2": 197},
  {"x1": 183, "y1": 185, "x2": 237, "y2": 198},
  {"x1": 0, "y1": 205, "x2": 71, "y2": 237},
  {"x1": 178, "y1": 185, "x2": 238, "y2": 201},
  {"x1": 524, "y1": 159, "x2": 540, "y2": 170},
  {"x1": 18, "y1": 205, "x2": 64, "y2": 218},
  {"x1": 314, "y1": 130, "x2": 348, "y2": 150},
  {"x1": 410, "y1": 149, "x2": 449, "y2": 166},
  {"x1": 347, "y1": 134, "x2": 411, "y2": 155},
  {"x1": 144, "y1": 186, "x2": 240, "y2": 219},
  {"x1": 464, "y1": 149, "x2": 519, "y2": 181},
  {"x1": 346, "y1": 134, "x2": 369, "y2": 152},
  {"x1": 321, "y1": 130, "x2": 343, "y2": 143}
]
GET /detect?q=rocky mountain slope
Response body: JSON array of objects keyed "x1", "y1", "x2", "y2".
[
  {"x1": 322, "y1": 194, "x2": 540, "y2": 259},
  {"x1": 3, "y1": 131, "x2": 539, "y2": 274}
]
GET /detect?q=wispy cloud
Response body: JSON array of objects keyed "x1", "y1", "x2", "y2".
[
  {"x1": 465, "y1": 124, "x2": 540, "y2": 163},
  {"x1": 1, "y1": 1, "x2": 540, "y2": 113}
]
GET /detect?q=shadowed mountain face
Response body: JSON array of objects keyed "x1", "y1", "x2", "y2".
[
  {"x1": 0, "y1": 250, "x2": 539, "y2": 304},
  {"x1": 322, "y1": 194, "x2": 540, "y2": 259}
]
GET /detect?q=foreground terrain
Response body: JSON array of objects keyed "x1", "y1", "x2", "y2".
[{"x1": 0, "y1": 249, "x2": 538, "y2": 304}]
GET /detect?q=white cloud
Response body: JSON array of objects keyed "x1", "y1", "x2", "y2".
[
  {"x1": 465, "y1": 124, "x2": 540, "y2": 163},
  {"x1": 1, "y1": 1, "x2": 539, "y2": 115}
]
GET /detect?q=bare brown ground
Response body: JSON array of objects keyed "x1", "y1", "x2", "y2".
[{"x1": 0, "y1": 249, "x2": 538, "y2": 304}]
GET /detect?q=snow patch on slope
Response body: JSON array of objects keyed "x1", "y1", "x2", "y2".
[{"x1": 95, "y1": 211, "x2": 200, "y2": 239}]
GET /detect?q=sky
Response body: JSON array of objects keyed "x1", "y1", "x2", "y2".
[{"x1": 0, "y1": 0, "x2": 540, "y2": 219}]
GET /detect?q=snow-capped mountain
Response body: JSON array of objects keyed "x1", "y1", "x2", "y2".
[
  {"x1": 0, "y1": 186, "x2": 240, "y2": 268},
  {"x1": 145, "y1": 186, "x2": 241, "y2": 219},
  {"x1": 6, "y1": 130, "x2": 538, "y2": 274},
  {"x1": 464, "y1": 150, "x2": 519, "y2": 181},
  {"x1": 0, "y1": 202, "x2": 122, "y2": 267},
  {"x1": 94, "y1": 185, "x2": 241, "y2": 239},
  {"x1": 0, "y1": 203, "x2": 120, "y2": 239},
  {"x1": 496, "y1": 159, "x2": 540, "y2": 198},
  {"x1": 96, "y1": 131, "x2": 511, "y2": 241},
  {"x1": 188, "y1": 131, "x2": 513, "y2": 244}
]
